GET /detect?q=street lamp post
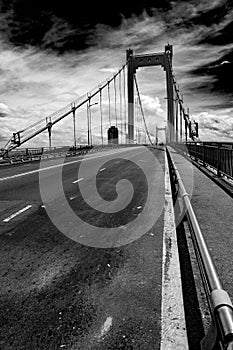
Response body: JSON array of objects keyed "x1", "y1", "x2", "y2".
[
  {"x1": 71, "y1": 104, "x2": 76, "y2": 149},
  {"x1": 46, "y1": 117, "x2": 52, "y2": 149}
]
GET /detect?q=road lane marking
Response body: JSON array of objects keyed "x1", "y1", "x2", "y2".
[
  {"x1": 99, "y1": 316, "x2": 113, "y2": 338},
  {"x1": 3, "y1": 205, "x2": 32, "y2": 222},
  {"x1": 73, "y1": 178, "x2": 84, "y2": 184},
  {"x1": 0, "y1": 147, "x2": 142, "y2": 182},
  {"x1": 160, "y1": 153, "x2": 188, "y2": 349}
]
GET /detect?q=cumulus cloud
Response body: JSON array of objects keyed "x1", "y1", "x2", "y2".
[
  {"x1": 0, "y1": 103, "x2": 10, "y2": 118},
  {"x1": 194, "y1": 110, "x2": 233, "y2": 141}
]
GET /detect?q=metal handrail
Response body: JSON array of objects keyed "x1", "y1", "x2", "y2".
[
  {"x1": 167, "y1": 148, "x2": 233, "y2": 349},
  {"x1": 174, "y1": 142, "x2": 233, "y2": 181}
]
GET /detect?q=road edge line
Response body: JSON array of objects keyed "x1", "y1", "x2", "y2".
[{"x1": 160, "y1": 152, "x2": 188, "y2": 349}]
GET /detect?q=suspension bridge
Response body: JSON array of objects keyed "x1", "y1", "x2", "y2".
[
  {"x1": 0, "y1": 44, "x2": 233, "y2": 350},
  {"x1": 1, "y1": 44, "x2": 197, "y2": 158}
]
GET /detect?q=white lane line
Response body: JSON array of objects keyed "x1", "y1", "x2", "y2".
[
  {"x1": 0, "y1": 147, "x2": 142, "y2": 182},
  {"x1": 99, "y1": 316, "x2": 113, "y2": 338},
  {"x1": 3, "y1": 205, "x2": 32, "y2": 222},
  {"x1": 160, "y1": 153, "x2": 188, "y2": 350},
  {"x1": 72, "y1": 177, "x2": 84, "y2": 184}
]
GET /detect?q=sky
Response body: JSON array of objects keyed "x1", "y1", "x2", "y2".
[{"x1": 0, "y1": 0, "x2": 233, "y2": 148}]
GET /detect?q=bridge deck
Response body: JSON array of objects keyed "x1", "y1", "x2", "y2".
[
  {"x1": 0, "y1": 146, "x2": 232, "y2": 349},
  {"x1": 0, "y1": 146, "x2": 188, "y2": 350}
]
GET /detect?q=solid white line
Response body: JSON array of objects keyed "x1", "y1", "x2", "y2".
[
  {"x1": 160, "y1": 153, "x2": 188, "y2": 349},
  {"x1": 0, "y1": 147, "x2": 142, "y2": 182},
  {"x1": 3, "y1": 205, "x2": 32, "y2": 222},
  {"x1": 72, "y1": 178, "x2": 84, "y2": 184}
]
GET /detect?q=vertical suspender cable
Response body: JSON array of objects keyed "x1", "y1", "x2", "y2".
[
  {"x1": 134, "y1": 97, "x2": 137, "y2": 144},
  {"x1": 136, "y1": 98, "x2": 139, "y2": 144},
  {"x1": 180, "y1": 103, "x2": 183, "y2": 142},
  {"x1": 175, "y1": 98, "x2": 178, "y2": 142},
  {"x1": 123, "y1": 67, "x2": 127, "y2": 143},
  {"x1": 88, "y1": 97, "x2": 93, "y2": 146},
  {"x1": 119, "y1": 72, "x2": 122, "y2": 144},
  {"x1": 107, "y1": 81, "x2": 111, "y2": 127},
  {"x1": 114, "y1": 76, "x2": 118, "y2": 128},
  {"x1": 87, "y1": 101, "x2": 90, "y2": 146},
  {"x1": 99, "y1": 88, "x2": 103, "y2": 146}
]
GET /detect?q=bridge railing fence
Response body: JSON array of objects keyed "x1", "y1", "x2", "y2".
[
  {"x1": 173, "y1": 142, "x2": 233, "y2": 181},
  {"x1": 167, "y1": 147, "x2": 233, "y2": 350},
  {"x1": 0, "y1": 143, "x2": 136, "y2": 165}
]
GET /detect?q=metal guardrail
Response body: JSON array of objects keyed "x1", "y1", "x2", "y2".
[
  {"x1": 167, "y1": 148, "x2": 233, "y2": 350},
  {"x1": 0, "y1": 144, "x2": 133, "y2": 165},
  {"x1": 173, "y1": 142, "x2": 233, "y2": 180},
  {"x1": 0, "y1": 145, "x2": 95, "y2": 163}
]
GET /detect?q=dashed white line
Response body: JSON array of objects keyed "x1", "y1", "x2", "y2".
[
  {"x1": 73, "y1": 177, "x2": 84, "y2": 184},
  {"x1": 3, "y1": 205, "x2": 32, "y2": 222},
  {"x1": 99, "y1": 316, "x2": 113, "y2": 338}
]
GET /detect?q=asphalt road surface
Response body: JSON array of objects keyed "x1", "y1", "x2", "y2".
[{"x1": 0, "y1": 146, "x2": 168, "y2": 350}]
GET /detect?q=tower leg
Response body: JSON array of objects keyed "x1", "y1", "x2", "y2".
[
  {"x1": 166, "y1": 68, "x2": 174, "y2": 143},
  {"x1": 126, "y1": 49, "x2": 135, "y2": 143}
]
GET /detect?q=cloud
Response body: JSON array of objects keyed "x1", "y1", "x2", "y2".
[
  {"x1": 41, "y1": 15, "x2": 93, "y2": 52},
  {"x1": 0, "y1": 103, "x2": 10, "y2": 118},
  {"x1": 194, "y1": 110, "x2": 233, "y2": 141},
  {"x1": 99, "y1": 68, "x2": 118, "y2": 74},
  {"x1": 87, "y1": 13, "x2": 165, "y2": 51}
]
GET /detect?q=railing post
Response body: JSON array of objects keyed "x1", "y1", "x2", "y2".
[
  {"x1": 217, "y1": 143, "x2": 221, "y2": 177},
  {"x1": 203, "y1": 143, "x2": 206, "y2": 167},
  {"x1": 194, "y1": 142, "x2": 197, "y2": 161}
]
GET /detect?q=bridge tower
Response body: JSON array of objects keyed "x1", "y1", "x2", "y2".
[
  {"x1": 155, "y1": 126, "x2": 167, "y2": 145},
  {"x1": 126, "y1": 45, "x2": 174, "y2": 143}
]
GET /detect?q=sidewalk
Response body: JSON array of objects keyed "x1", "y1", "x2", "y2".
[{"x1": 168, "y1": 146, "x2": 233, "y2": 300}]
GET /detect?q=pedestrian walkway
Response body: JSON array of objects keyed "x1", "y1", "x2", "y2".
[{"x1": 168, "y1": 146, "x2": 233, "y2": 301}]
